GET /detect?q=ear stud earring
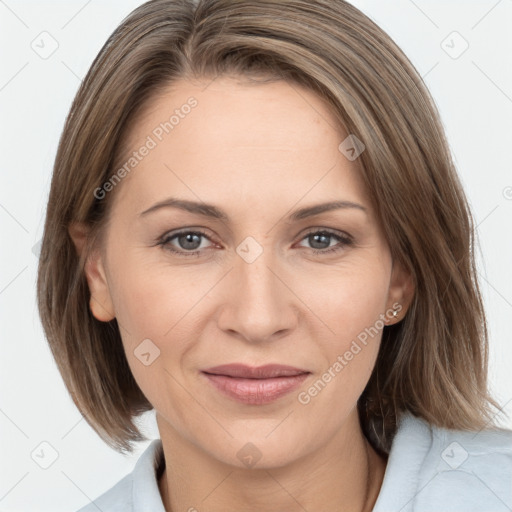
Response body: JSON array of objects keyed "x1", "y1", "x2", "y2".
[{"x1": 385, "y1": 304, "x2": 402, "y2": 325}]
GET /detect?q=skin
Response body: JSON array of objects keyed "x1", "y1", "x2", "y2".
[{"x1": 70, "y1": 75, "x2": 414, "y2": 512}]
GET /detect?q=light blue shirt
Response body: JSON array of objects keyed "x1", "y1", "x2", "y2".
[{"x1": 75, "y1": 411, "x2": 512, "y2": 511}]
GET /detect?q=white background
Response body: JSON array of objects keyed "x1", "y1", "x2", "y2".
[{"x1": 1, "y1": 1, "x2": 511, "y2": 510}]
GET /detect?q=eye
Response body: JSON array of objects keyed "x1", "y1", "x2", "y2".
[
  {"x1": 297, "y1": 229, "x2": 354, "y2": 255},
  {"x1": 157, "y1": 228, "x2": 354, "y2": 258},
  {"x1": 158, "y1": 229, "x2": 215, "y2": 257}
]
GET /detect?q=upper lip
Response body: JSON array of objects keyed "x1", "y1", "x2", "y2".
[{"x1": 202, "y1": 364, "x2": 310, "y2": 379}]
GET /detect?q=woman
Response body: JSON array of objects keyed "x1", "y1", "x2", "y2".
[{"x1": 36, "y1": 0, "x2": 512, "y2": 511}]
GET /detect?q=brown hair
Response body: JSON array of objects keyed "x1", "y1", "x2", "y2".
[{"x1": 37, "y1": 0, "x2": 501, "y2": 454}]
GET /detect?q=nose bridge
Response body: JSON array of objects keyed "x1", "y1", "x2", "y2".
[
  {"x1": 237, "y1": 238, "x2": 279, "y2": 302},
  {"x1": 217, "y1": 235, "x2": 296, "y2": 342}
]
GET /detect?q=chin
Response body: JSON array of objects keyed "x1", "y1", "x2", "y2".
[{"x1": 209, "y1": 427, "x2": 309, "y2": 470}]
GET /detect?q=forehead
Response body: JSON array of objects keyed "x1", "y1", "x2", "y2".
[{"x1": 109, "y1": 76, "x2": 369, "y2": 216}]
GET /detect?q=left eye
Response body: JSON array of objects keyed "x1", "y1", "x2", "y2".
[{"x1": 297, "y1": 230, "x2": 354, "y2": 254}]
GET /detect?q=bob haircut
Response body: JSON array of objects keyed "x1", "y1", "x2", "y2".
[{"x1": 37, "y1": 0, "x2": 500, "y2": 455}]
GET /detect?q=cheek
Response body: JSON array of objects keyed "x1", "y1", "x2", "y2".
[
  {"x1": 112, "y1": 276, "x2": 170, "y2": 341},
  {"x1": 109, "y1": 244, "x2": 390, "y2": 350},
  {"x1": 105, "y1": 248, "x2": 213, "y2": 383},
  {"x1": 308, "y1": 262, "x2": 390, "y2": 390},
  {"x1": 107, "y1": 258, "x2": 192, "y2": 410},
  {"x1": 306, "y1": 260, "x2": 390, "y2": 338},
  {"x1": 107, "y1": 246, "x2": 186, "y2": 333}
]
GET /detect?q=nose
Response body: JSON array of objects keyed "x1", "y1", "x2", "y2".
[{"x1": 216, "y1": 243, "x2": 298, "y2": 344}]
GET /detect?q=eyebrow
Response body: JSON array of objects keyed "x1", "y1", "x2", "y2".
[{"x1": 139, "y1": 197, "x2": 367, "y2": 222}]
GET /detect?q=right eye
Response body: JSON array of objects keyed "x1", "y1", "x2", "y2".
[{"x1": 158, "y1": 229, "x2": 216, "y2": 257}]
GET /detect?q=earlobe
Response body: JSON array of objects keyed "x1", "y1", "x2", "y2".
[
  {"x1": 385, "y1": 260, "x2": 415, "y2": 325},
  {"x1": 68, "y1": 222, "x2": 116, "y2": 322}
]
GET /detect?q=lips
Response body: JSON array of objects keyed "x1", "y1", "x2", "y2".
[
  {"x1": 202, "y1": 363, "x2": 310, "y2": 379},
  {"x1": 201, "y1": 364, "x2": 311, "y2": 404}
]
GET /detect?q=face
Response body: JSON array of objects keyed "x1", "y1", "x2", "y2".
[{"x1": 77, "y1": 75, "x2": 411, "y2": 469}]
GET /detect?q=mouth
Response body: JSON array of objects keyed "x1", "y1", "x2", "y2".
[{"x1": 201, "y1": 364, "x2": 311, "y2": 404}]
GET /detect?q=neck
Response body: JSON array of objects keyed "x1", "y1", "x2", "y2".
[{"x1": 157, "y1": 413, "x2": 387, "y2": 512}]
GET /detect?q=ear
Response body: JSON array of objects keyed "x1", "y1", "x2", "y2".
[
  {"x1": 68, "y1": 222, "x2": 116, "y2": 322},
  {"x1": 384, "y1": 259, "x2": 414, "y2": 325}
]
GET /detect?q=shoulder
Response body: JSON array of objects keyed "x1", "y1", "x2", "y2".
[
  {"x1": 72, "y1": 439, "x2": 165, "y2": 512},
  {"x1": 373, "y1": 411, "x2": 512, "y2": 512},
  {"x1": 419, "y1": 416, "x2": 512, "y2": 511},
  {"x1": 74, "y1": 473, "x2": 132, "y2": 512}
]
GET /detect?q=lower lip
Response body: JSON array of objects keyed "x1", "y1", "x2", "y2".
[{"x1": 202, "y1": 372, "x2": 310, "y2": 405}]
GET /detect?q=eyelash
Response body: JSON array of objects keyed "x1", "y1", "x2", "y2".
[{"x1": 157, "y1": 228, "x2": 354, "y2": 258}]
